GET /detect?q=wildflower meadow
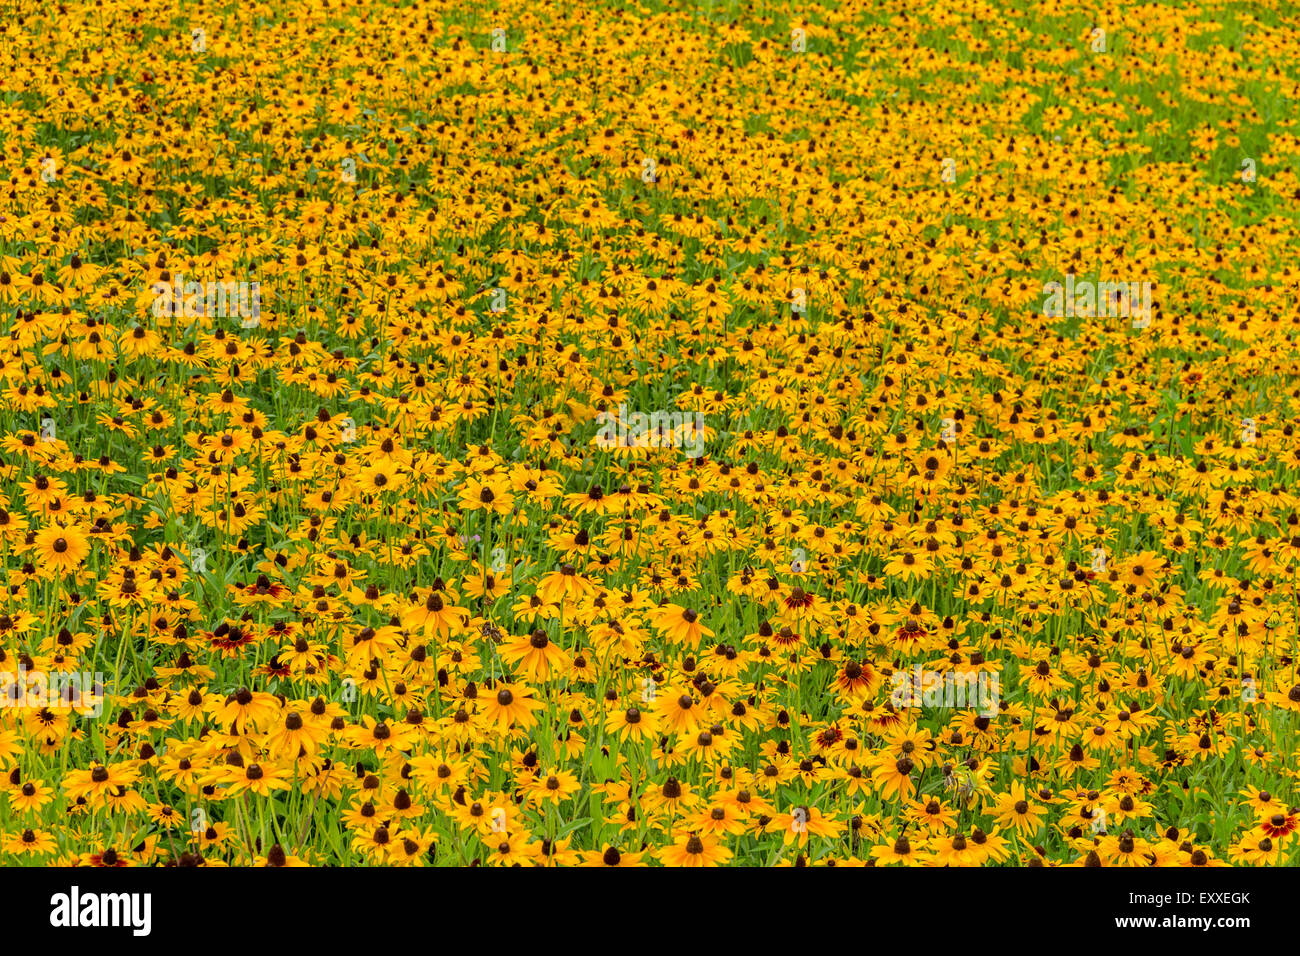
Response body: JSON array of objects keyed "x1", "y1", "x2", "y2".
[{"x1": 0, "y1": 0, "x2": 1298, "y2": 874}]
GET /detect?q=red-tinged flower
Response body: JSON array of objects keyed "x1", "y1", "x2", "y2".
[
  {"x1": 1260, "y1": 812, "x2": 1298, "y2": 840},
  {"x1": 208, "y1": 623, "x2": 258, "y2": 656},
  {"x1": 82, "y1": 848, "x2": 131, "y2": 868},
  {"x1": 783, "y1": 587, "x2": 815, "y2": 610}
]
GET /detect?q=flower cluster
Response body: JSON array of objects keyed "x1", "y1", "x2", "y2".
[{"x1": 0, "y1": 0, "x2": 1297, "y2": 866}]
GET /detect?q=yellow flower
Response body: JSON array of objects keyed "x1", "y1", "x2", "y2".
[{"x1": 34, "y1": 522, "x2": 90, "y2": 576}]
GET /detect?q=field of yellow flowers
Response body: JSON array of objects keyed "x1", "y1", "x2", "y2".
[{"x1": 1, "y1": 0, "x2": 1299, "y2": 868}]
